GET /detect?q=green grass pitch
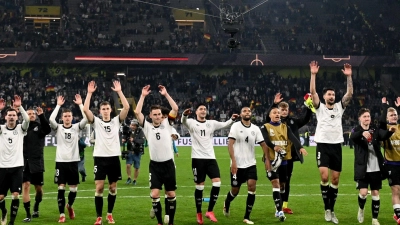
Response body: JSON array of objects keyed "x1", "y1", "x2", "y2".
[{"x1": 6, "y1": 146, "x2": 397, "y2": 225}]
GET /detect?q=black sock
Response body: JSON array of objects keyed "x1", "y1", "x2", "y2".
[
  {"x1": 34, "y1": 192, "x2": 42, "y2": 212},
  {"x1": 320, "y1": 183, "x2": 330, "y2": 210},
  {"x1": 57, "y1": 189, "x2": 66, "y2": 214},
  {"x1": 328, "y1": 185, "x2": 338, "y2": 212},
  {"x1": 358, "y1": 194, "x2": 367, "y2": 210},
  {"x1": 372, "y1": 199, "x2": 380, "y2": 219},
  {"x1": 107, "y1": 194, "x2": 116, "y2": 214},
  {"x1": 10, "y1": 199, "x2": 19, "y2": 223},
  {"x1": 165, "y1": 197, "x2": 169, "y2": 216},
  {"x1": 0, "y1": 199, "x2": 5, "y2": 213},
  {"x1": 273, "y1": 190, "x2": 282, "y2": 211},
  {"x1": 194, "y1": 188, "x2": 203, "y2": 213},
  {"x1": 224, "y1": 191, "x2": 236, "y2": 213},
  {"x1": 244, "y1": 192, "x2": 255, "y2": 220},
  {"x1": 208, "y1": 186, "x2": 220, "y2": 212},
  {"x1": 284, "y1": 178, "x2": 291, "y2": 203},
  {"x1": 167, "y1": 197, "x2": 176, "y2": 224},
  {"x1": 68, "y1": 191, "x2": 77, "y2": 207},
  {"x1": 24, "y1": 201, "x2": 31, "y2": 217},
  {"x1": 152, "y1": 198, "x2": 163, "y2": 224},
  {"x1": 95, "y1": 196, "x2": 103, "y2": 217}
]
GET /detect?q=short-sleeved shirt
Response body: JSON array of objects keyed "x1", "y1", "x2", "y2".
[
  {"x1": 93, "y1": 116, "x2": 121, "y2": 157},
  {"x1": 228, "y1": 121, "x2": 264, "y2": 168}
]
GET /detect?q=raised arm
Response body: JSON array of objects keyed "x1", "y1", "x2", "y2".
[
  {"x1": 73, "y1": 94, "x2": 88, "y2": 129},
  {"x1": 213, "y1": 113, "x2": 239, "y2": 130},
  {"x1": 379, "y1": 97, "x2": 389, "y2": 129},
  {"x1": 13, "y1": 95, "x2": 29, "y2": 130},
  {"x1": 309, "y1": 61, "x2": 321, "y2": 108},
  {"x1": 49, "y1": 96, "x2": 65, "y2": 130},
  {"x1": 296, "y1": 107, "x2": 312, "y2": 128},
  {"x1": 158, "y1": 85, "x2": 178, "y2": 117},
  {"x1": 134, "y1": 85, "x2": 151, "y2": 126},
  {"x1": 181, "y1": 108, "x2": 192, "y2": 128},
  {"x1": 83, "y1": 81, "x2": 96, "y2": 123},
  {"x1": 36, "y1": 107, "x2": 51, "y2": 136},
  {"x1": 112, "y1": 80, "x2": 130, "y2": 122},
  {"x1": 341, "y1": 63, "x2": 353, "y2": 108}
]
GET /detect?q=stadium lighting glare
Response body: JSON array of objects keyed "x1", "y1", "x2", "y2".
[{"x1": 117, "y1": 73, "x2": 126, "y2": 76}]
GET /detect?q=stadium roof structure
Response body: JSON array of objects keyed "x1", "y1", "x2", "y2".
[{"x1": 0, "y1": 51, "x2": 398, "y2": 67}]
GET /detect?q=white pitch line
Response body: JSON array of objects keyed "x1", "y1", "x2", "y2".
[
  {"x1": 41, "y1": 183, "x2": 359, "y2": 195},
  {"x1": 34, "y1": 192, "x2": 392, "y2": 200}
]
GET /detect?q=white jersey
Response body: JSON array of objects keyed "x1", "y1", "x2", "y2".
[
  {"x1": 228, "y1": 121, "x2": 264, "y2": 168},
  {"x1": 0, "y1": 124, "x2": 27, "y2": 168},
  {"x1": 54, "y1": 123, "x2": 86, "y2": 162},
  {"x1": 314, "y1": 102, "x2": 345, "y2": 143},
  {"x1": 143, "y1": 119, "x2": 174, "y2": 162},
  {"x1": 93, "y1": 116, "x2": 122, "y2": 157},
  {"x1": 182, "y1": 116, "x2": 234, "y2": 159}
]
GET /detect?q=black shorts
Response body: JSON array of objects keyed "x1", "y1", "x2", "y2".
[
  {"x1": 54, "y1": 162, "x2": 79, "y2": 185},
  {"x1": 94, "y1": 156, "x2": 122, "y2": 183},
  {"x1": 149, "y1": 159, "x2": 177, "y2": 191},
  {"x1": 386, "y1": 164, "x2": 400, "y2": 186},
  {"x1": 316, "y1": 143, "x2": 342, "y2": 172},
  {"x1": 23, "y1": 163, "x2": 44, "y2": 186},
  {"x1": 230, "y1": 165, "x2": 257, "y2": 187},
  {"x1": 192, "y1": 158, "x2": 221, "y2": 183},
  {"x1": 0, "y1": 167, "x2": 23, "y2": 196},
  {"x1": 356, "y1": 171, "x2": 382, "y2": 190},
  {"x1": 267, "y1": 164, "x2": 288, "y2": 183}
]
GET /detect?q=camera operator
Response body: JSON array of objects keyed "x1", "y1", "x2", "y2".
[{"x1": 122, "y1": 120, "x2": 145, "y2": 185}]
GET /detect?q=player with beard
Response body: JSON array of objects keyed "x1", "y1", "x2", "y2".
[
  {"x1": 309, "y1": 61, "x2": 353, "y2": 224},
  {"x1": 0, "y1": 96, "x2": 30, "y2": 225},
  {"x1": 182, "y1": 104, "x2": 238, "y2": 224},
  {"x1": 22, "y1": 106, "x2": 51, "y2": 222},
  {"x1": 267, "y1": 93, "x2": 312, "y2": 214},
  {"x1": 223, "y1": 107, "x2": 270, "y2": 225}
]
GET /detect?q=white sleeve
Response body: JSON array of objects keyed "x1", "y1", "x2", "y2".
[
  {"x1": 255, "y1": 127, "x2": 264, "y2": 143},
  {"x1": 181, "y1": 115, "x2": 192, "y2": 129},
  {"x1": 212, "y1": 119, "x2": 234, "y2": 131},
  {"x1": 79, "y1": 118, "x2": 88, "y2": 130},
  {"x1": 228, "y1": 123, "x2": 237, "y2": 139},
  {"x1": 49, "y1": 105, "x2": 60, "y2": 130}
]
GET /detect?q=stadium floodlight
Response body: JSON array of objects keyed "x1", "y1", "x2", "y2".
[{"x1": 117, "y1": 72, "x2": 126, "y2": 76}]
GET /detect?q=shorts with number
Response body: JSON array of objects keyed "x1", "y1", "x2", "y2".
[
  {"x1": 266, "y1": 164, "x2": 288, "y2": 182},
  {"x1": 230, "y1": 165, "x2": 257, "y2": 187},
  {"x1": 94, "y1": 156, "x2": 122, "y2": 183},
  {"x1": 126, "y1": 152, "x2": 142, "y2": 169},
  {"x1": 356, "y1": 171, "x2": 382, "y2": 190},
  {"x1": 192, "y1": 158, "x2": 220, "y2": 183},
  {"x1": 0, "y1": 167, "x2": 23, "y2": 196},
  {"x1": 23, "y1": 162, "x2": 44, "y2": 185},
  {"x1": 386, "y1": 164, "x2": 400, "y2": 186},
  {"x1": 54, "y1": 162, "x2": 79, "y2": 185},
  {"x1": 316, "y1": 143, "x2": 342, "y2": 172},
  {"x1": 149, "y1": 159, "x2": 177, "y2": 191}
]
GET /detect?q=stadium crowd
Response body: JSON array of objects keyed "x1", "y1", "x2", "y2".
[
  {"x1": 0, "y1": 0, "x2": 399, "y2": 54},
  {"x1": 0, "y1": 65, "x2": 398, "y2": 138}
]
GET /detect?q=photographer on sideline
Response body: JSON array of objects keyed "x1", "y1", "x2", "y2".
[{"x1": 123, "y1": 120, "x2": 145, "y2": 185}]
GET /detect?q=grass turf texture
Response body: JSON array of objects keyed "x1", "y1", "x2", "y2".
[{"x1": 7, "y1": 146, "x2": 396, "y2": 225}]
